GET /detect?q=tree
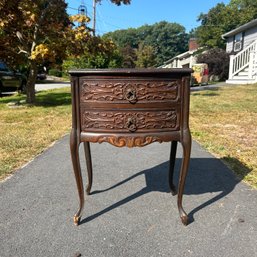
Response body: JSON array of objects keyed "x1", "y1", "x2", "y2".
[
  {"x1": 63, "y1": 36, "x2": 123, "y2": 71},
  {"x1": 0, "y1": 0, "x2": 131, "y2": 104},
  {"x1": 197, "y1": 48, "x2": 230, "y2": 81},
  {"x1": 120, "y1": 45, "x2": 137, "y2": 68},
  {"x1": 135, "y1": 43, "x2": 156, "y2": 68},
  {"x1": 103, "y1": 28, "x2": 139, "y2": 48},
  {"x1": 63, "y1": 14, "x2": 122, "y2": 72},
  {"x1": 0, "y1": 0, "x2": 69, "y2": 103},
  {"x1": 104, "y1": 21, "x2": 189, "y2": 67},
  {"x1": 148, "y1": 21, "x2": 189, "y2": 66},
  {"x1": 195, "y1": 0, "x2": 257, "y2": 49},
  {"x1": 230, "y1": 0, "x2": 257, "y2": 23}
]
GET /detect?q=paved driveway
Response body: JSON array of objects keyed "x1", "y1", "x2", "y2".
[{"x1": 1, "y1": 136, "x2": 257, "y2": 257}]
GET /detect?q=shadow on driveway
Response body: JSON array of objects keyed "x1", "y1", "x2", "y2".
[{"x1": 80, "y1": 156, "x2": 245, "y2": 225}]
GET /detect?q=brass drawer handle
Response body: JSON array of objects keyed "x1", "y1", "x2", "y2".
[
  {"x1": 126, "y1": 117, "x2": 137, "y2": 132},
  {"x1": 124, "y1": 88, "x2": 137, "y2": 103}
]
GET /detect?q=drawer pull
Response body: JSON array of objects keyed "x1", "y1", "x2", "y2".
[
  {"x1": 126, "y1": 117, "x2": 137, "y2": 132},
  {"x1": 124, "y1": 88, "x2": 137, "y2": 103}
]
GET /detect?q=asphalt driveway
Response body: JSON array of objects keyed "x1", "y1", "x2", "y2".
[{"x1": 1, "y1": 136, "x2": 257, "y2": 257}]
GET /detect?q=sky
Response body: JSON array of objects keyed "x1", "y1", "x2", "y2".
[{"x1": 67, "y1": 0, "x2": 230, "y2": 35}]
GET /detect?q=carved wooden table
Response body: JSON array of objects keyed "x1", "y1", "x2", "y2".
[{"x1": 69, "y1": 68, "x2": 192, "y2": 226}]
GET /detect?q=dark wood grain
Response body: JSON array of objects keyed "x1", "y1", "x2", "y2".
[{"x1": 69, "y1": 68, "x2": 192, "y2": 226}]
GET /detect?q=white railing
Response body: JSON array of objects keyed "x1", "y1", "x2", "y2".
[{"x1": 229, "y1": 40, "x2": 257, "y2": 80}]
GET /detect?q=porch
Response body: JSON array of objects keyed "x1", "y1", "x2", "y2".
[{"x1": 227, "y1": 40, "x2": 257, "y2": 84}]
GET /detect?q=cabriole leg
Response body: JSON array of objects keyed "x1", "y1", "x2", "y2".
[
  {"x1": 169, "y1": 141, "x2": 178, "y2": 195},
  {"x1": 177, "y1": 131, "x2": 191, "y2": 225},
  {"x1": 84, "y1": 142, "x2": 93, "y2": 195},
  {"x1": 70, "y1": 129, "x2": 84, "y2": 226}
]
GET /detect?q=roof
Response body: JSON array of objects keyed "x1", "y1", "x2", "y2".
[
  {"x1": 222, "y1": 18, "x2": 257, "y2": 39},
  {"x1": 161, "y1": 49, "x2": 197, "y2": 66}
]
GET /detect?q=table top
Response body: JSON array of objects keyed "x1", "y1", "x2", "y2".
[{"x1": 69, "y1": 68, "x2": 193, "y2": 76}]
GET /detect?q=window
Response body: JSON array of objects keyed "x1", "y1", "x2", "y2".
[{"x1": 233, "y1": 32, "x2": 243, "y2": 52}]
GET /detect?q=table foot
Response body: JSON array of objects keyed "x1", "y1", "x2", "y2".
[
  {"x1": 180, "y1": 213, "x2": 188, "y2": 226},
  {"x1": 86, "y1": 188, "x2": 91, "y2": 195},
  {"x1": 73, "y1": 215, "x2": 81, "y2": 226},
  {"x1": 170, "y1": 185, "x2": 177, "y2": 196}
]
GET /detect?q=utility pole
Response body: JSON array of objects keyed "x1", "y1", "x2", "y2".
[{"x1": 92, "y1": 0, "x2": 96, "y2": 36}]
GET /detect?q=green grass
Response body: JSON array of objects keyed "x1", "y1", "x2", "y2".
[
  {"x1": 190, "y1": 84, "x2": 257, "y2": 188},
  {"x1": 0, "y1": 88, "x2": 71, "y2": 179},
  {"x1": 1, "y1": 84, "x2": 257, "y2": 189}
]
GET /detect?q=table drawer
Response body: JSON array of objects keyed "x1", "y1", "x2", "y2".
[
  {"x1": 80, "y1": 79, "x2": 180, "y2": 104},
  {"x1": 80, "y1": 108, "x2": 180, "y2": 133}
]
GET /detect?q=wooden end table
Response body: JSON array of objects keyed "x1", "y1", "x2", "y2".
[{"x1": 69, "y1": 68, "x2": 192, "y2": 226}]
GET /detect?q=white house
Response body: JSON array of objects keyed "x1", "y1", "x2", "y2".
[
  {"x1": 160, "y1": 38, "x2": 198, "y2": 68},
  {"x1": 222, "y1": 19, "x2": 257, "y2": 84}
]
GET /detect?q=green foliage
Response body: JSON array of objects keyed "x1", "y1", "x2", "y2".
[
  {"x1": 197, "y1": 48, "x2": 229, "y2": 81},
  {"x1": 103, "y1": 28, "x2": 139, "y2": 48},
  {"x1": 0, "y1": 0, "x2": 70, "y2": 103},
  {"x1": 49, "y1": 69, "x2": 63, "y2": 77},
  {"x1": 104, "y1": 21, "x2": 189, "y2": 67},
  {"x1": 0, "y1": 0, "x2": 69, "y2": 66},
  {"x1": 135, "y1": 43, "x2": 156, "y2": 68},
  {"x1": 119, "y1": 45, "x2": 137, "y2": 68},
  {"x1": 62, "y1": 49, "x2": 122, "y2": 74},
  {"x1": 230, "y1": 0, "x2": 257, "y2": 18},
  {"x1": 195, "y1": 0, "x2": 257, "y2": 49}
]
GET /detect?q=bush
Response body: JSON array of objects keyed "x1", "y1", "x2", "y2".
[
  {"x1": 48, "y1": 69, "x2": 63, "y2": 77},
  {"x1": 62, "y1": 51, "x2": 122, "y2": 76},
  {"x1": 197, "y1": 48, "x2": 229, "y2": 81}
]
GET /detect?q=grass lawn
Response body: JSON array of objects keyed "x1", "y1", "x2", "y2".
[
  {"x1": 190, "y1": 84, "x2": 257, "y2": 188},
  {"x1": 0, "y1": 88, "x2": 71, "y2": 180},
  {"x1": 0, "y1": 84, "x2": 256, "y2": 189}
]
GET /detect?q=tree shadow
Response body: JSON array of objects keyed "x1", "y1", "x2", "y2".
[
  {"x1": 0, "y1": 91, "x2": 71, "y2": 107},
  {"x1": 35, "y1": 91, "x2": 71, "y2": 107},
  {"x1": 80, "y1": 155, "x2": 249, "y2": 225}
]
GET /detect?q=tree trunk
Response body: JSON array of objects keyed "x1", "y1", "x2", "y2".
[{"x1": 26, "y1": 61, "x2": 38, "y2": 104}]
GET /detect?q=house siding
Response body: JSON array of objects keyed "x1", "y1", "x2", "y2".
[
  {"x1": 244, "y1": 26, "x2": 257, "y2": 47},
  {"x1": 226, "y1": 37, "x2": 234, "y2": 52},
  {"x1": 226, "y1": 26, "x2": 257, "y2": 53}
]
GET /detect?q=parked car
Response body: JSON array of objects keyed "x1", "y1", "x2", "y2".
[
  {"x1": 0, "y1": 61, "x2": 27, "y2": 94},
  {"x1": 37, "y1": 72, "x2": 47, "y2": 80}
]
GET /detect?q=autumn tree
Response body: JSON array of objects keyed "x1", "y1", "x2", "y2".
[
  {"x1": 0, "y1": 0, "x2": 69, "y2": 103},
  {"x1": 62, "y1": 14, "x2": 122, "y2": 72}
]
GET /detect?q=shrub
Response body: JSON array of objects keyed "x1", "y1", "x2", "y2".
[{"x1": 197, "y1": 48, "x2": 229, "y2": 81}]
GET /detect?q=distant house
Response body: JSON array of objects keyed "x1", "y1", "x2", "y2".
[
  {"x1": 160, "y1": 38, "x2": 199, "y2": 68},
  {"x1": 222, "y1": 19, "x2": 257, "y2": 84}
]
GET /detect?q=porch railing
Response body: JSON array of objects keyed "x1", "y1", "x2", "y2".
[{"x1": 229, "y1": 40, "x2": 257, "y2": 80}]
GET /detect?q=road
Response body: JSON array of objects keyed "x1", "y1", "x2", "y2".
[
  {"x1": 2, "y1": 81, "x2": 229, "y2": 97},
  {"x1": 35, "y1": 81, "x2": 70, "y2": 91}
]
